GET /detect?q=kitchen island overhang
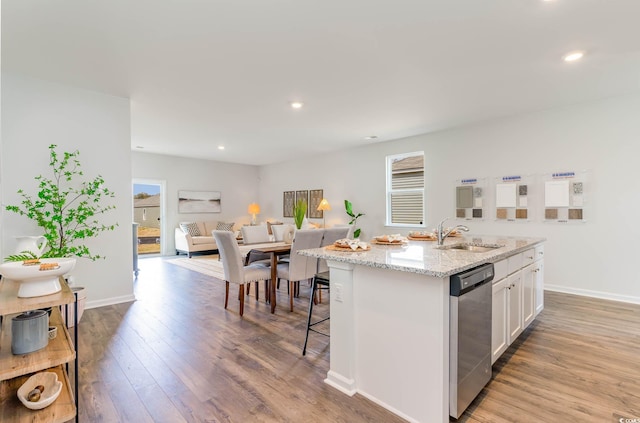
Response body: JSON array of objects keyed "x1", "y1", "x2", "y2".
[{"x1": 299, "y1": 235, "x2": 545, "y2": 423}]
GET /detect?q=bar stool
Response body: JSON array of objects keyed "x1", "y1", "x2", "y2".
[{"x1": 302, "y1": 270, "x2": 330, "y2": 355}]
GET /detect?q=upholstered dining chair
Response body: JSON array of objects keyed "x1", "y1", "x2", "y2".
[
  {"x1": 241, "y1": 225, "x2": 271, "y2": 244},
  {"x1": 276, "y1": 229, "x2": 324, "y2": 312},
  {"x1": 312, "y1": 226, "x2": 351, "y2": 303},
  {"x1": 213, "y1": 230, "x2": 272, "y2": 316},
  {"x1": 272, "y1": 224, "x2": 295, "y2": 242},
  {"x1": 240, "y1": 225, "x2": 272, "y2": 299},
  {"x1": 317, "y1": 227, "x2": 351, "y2": 273}
]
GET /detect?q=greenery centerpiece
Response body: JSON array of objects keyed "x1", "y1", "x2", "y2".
[
  {"x1": 293, "y1": 198, "x2": 308, "y2": 230},
  {"x1": 5, "y1": 144, "x2": 118, "y2": 261},
  {"x1": 344, "y1": 200, "x2": 365, "y2": 238}
]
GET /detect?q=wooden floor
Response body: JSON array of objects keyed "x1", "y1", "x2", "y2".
[{"x1": 73, "y1": 257, "x2": 640, "y2": 422}]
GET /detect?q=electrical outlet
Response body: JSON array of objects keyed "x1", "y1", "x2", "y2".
[{"x1": 334, "y1": 283, "x2": 343, "y2": 302}]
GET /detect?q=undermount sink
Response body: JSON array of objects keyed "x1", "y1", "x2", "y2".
[{"x1": 438, "y1": 243, "x2": 503, "y2": 253}]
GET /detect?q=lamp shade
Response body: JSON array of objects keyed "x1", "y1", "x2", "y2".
[
  {"x1": 317, "y1": 198, "x2": 331, "y2": 211},
  {"x1": 248, "y1": 203, "x2": 260, "y2": 214}
]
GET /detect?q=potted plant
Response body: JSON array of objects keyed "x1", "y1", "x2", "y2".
[
  {"x1": 344, "y1": 200, "x2": 365, "y2": 238},
  {"x1": 5, "y1": 144, "x2": 118, "y2": 261},
  {"x1": 293, "y1": 198, "x2": 308, "y2": 230}
]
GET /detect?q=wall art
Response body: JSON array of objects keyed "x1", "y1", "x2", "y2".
[{"x1": 178, "y1": 190, "x2": 221, "y2": 213}]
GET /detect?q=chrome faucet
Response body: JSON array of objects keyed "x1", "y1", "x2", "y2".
[{"x1": 436, "y1": 217, "x2": 469, "y2": 246}]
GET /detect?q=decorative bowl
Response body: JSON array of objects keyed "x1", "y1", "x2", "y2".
[
  {"x1": 0, "y1": 258, "x2": 76, "y2": 297},
  {"x1": 17, "y1": 371, "x2": 63, "y2": 410}
]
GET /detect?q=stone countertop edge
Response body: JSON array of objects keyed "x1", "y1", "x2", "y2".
[{"x1": 298, "y1": 235, "x2": 546, "y2": 278}]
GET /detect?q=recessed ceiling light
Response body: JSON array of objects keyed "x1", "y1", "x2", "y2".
[
  {"x1": 218, "y1": 145, "x2": 225, "y2": 150},
  {"x1": 364, "y1": 136, "x2": 378, "y2": 140},
  {"x1": 290, "y1": 102, "x2": 304, "y2": 109},
  {"x1": 563, "y1": 51, "x2": 585, "y2": 62}
]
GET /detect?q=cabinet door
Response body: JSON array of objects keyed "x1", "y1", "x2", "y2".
[
  {"x1": 491, "y1": 278, "x2": 509, "y2": 364},
  {"x1": 534, "y1": 259, "x2": 545, "y2": 316},
  {"x1": 522, "y1": 263, "x2": 535, "y2": 329},
  {"x1": 507, "y1": 272, "x2": 523, "y2": 344}
]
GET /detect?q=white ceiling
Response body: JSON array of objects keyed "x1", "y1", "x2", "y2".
[{"x1": 3, "y1": 0, "x2": 640, "y2": 166}]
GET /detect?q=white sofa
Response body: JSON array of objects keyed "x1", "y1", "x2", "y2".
[{"x1": 175, "y1": 221, "x2": 232, "y2": 257}]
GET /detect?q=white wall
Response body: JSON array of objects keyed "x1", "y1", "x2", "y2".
[
  {"x1": 259, "y1": 94, "x2": 640, "y2": 303},
  {"x1": 132, "y1": 151, "x2": 260, "y2": 254},
  {"x1": 1, "y1": 73, "x2": 134, "y2": 308}
]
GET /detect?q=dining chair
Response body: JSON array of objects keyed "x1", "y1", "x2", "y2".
[
  {"x1": 241, "y1": 225, "x2": 271, "y2": 244},
  {"x1": 240, "y1": 225, "x2": 272, "y2": 299},
  {"x1": 276, "y1": 229, "x2": 324, "y2": 312},
  {"x1": 272, "y1": 224, "x2": 295, "y2": 242},
  {"x1": 213, "y1": 230, "x2": 272, "y2": 316},
  {"x1": 317, "y1": 227, "x2": 351, "y2": 273},
  {"x1": 314, "y1": 226, "x2": 351, "y2": 303},
  {"x1": 271, "y1": 224, "x2": 295, "y2": 274}
]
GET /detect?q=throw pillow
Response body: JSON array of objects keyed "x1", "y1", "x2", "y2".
[
  {"x1": 179, "y1": 222, "x2": 201, "y2": 236},
  {"x1": 216, "y1": 222, "x2": 235, "y2": 232}
]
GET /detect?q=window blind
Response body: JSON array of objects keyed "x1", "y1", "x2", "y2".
[{"x1": 388, "y1": 153, "x2": 424, "y2": 225}]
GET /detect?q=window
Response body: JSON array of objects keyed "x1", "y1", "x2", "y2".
[{"x1": 386, "y1": 152, "x2": 425, "y2": 226}]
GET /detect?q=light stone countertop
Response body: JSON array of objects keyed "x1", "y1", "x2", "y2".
[{"x1": 298, "y1": 235, "x2": 545, "y2": 278}]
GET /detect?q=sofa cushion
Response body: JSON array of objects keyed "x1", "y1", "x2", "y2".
[
  {"x1": 191, "y1": 236, "x2": 215, "y2": 245},
  {"x1": 216, "y1": 222, "x2": 235, "y2": 232},
  {"x1": 179, "y1": 222, "x2": 201, "y2": 236}
]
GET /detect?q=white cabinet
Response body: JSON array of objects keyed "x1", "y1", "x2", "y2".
[
  {"x1": 492, "y1": 272, "x2": 523, "y2": 364},
  {"x1": 522, "y1": 262, "x2": 536, "y2": 328},
  {"x1": 534, "y1": 246, "x2": 545, "y2": 316},
  {"x1": 507, "y1": 272, "x2": 523, "y2": 344},
  {"x1": 491, "y1": 245, "x2": 544, "y2": 364},
  {"x1": 491, "y1": 277, "x2": 509, "y2": 362}
]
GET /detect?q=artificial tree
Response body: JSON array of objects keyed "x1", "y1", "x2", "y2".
[{"x1": 5, "y1": 144, "x2": 117, "y2": 261}]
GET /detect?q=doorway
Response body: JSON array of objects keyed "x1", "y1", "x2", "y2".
[{"x1": 133, "y1": 180, "x2": 166, "y2": 256}]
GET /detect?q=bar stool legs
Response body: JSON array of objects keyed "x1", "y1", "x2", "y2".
[{"x1": 302, "y1": 271, "x2": 330, "y2": 356}]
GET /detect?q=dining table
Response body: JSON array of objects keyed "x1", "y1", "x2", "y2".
[{"x1": 239, "y1": 242, "x2": 292, "y2": 313}]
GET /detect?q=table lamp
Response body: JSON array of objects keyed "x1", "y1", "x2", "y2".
[
  {"x1": 317, "y1": 198, "x2": 331, "y2": 228},
  {"x1": 248, "y1": 203, "x2": 260, "y2": 225}
]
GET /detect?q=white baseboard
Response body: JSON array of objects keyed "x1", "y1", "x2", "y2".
[
  {"x1": 324, "y1": 371, "x2": 356, "y2": 396},
  {"x1": 86, "y1": 294, "x2": 136, "y2": 310},
  {"x1": 545, "y1": 284, "x2": 640, "y2": 305}
]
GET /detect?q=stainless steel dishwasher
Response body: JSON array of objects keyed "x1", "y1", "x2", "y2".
[{"x1": 449, "y1": 263, "x2": 494, "y2": 419}]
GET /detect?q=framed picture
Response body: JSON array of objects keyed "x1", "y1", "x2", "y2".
[
  {"x1": 308, "y1": 189, "x2": 324, "y2": 218},
  {"x1": 178, "y1": 190, "x2": 221, "y2": 213},
  {"x1": 283, "y1": 191, "x2": 295, "y2": 217},
  {"x1": 296, "y1": 190, "x2": 309, "y2": 216}
]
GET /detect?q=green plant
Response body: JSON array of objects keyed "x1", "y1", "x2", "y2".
[
  {"x1": 344, "y1": 200, "x2": 365, "y2": 238},
  {"x1": 293, "y1": 198, "x2": 307, "y2": 229},
  {"x1": 4, "y1": 251, "x2": 41, "y2": 262},
  {"x1": 5, "y1": 144, "x2": 118, "y2": 261}
]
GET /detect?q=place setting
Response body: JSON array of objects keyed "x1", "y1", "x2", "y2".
[
  {"x1": 325, "y1": 238, "x2": 371, "y2": 252},
  {"x1": 370, "y1": 234, "x2": 409, "y2": 246},
  {"x1": 407, "y1": 231, "x2": 437, "y2": 241}
]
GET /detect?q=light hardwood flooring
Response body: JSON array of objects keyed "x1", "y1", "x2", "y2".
[{"x1": 73, "y1": 257, "x2": 640, "y2": 422}]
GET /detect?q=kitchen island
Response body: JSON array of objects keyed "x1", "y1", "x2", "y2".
[{"x1": 299, "y1": 235, "x2": 545, "y2": 423}]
